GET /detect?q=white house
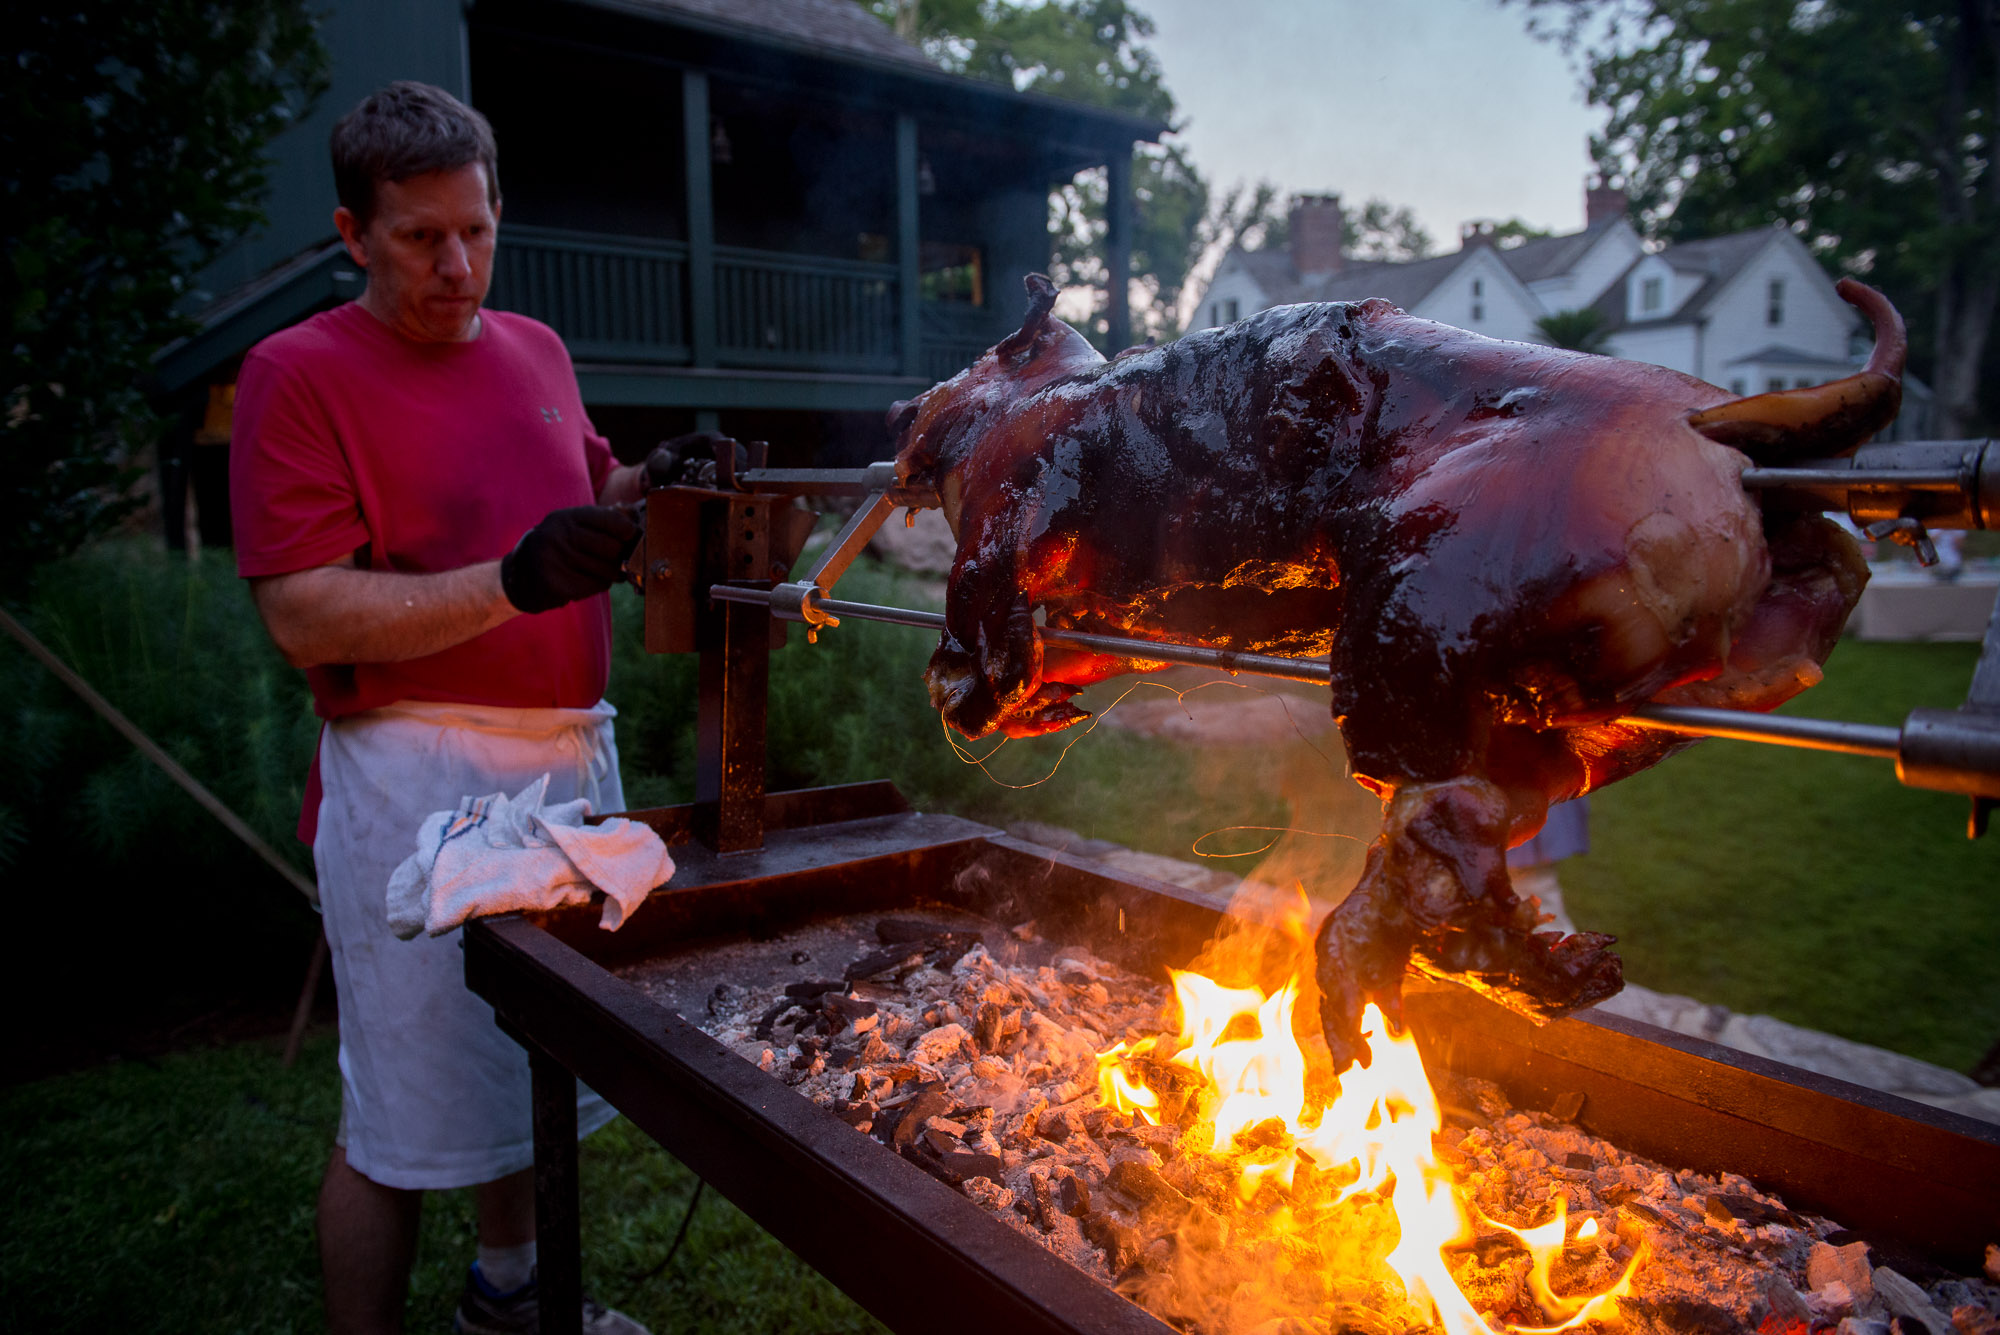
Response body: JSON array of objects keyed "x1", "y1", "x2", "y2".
[{"x1": 1191, "y1": 187, "x2": 1934, "y2": 437}]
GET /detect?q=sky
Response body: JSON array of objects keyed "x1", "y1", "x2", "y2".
[{"x1": 1138, "y1": 0, "x2": 1608, "y2": 249}]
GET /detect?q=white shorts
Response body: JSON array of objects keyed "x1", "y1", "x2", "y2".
[{"x1": 316, "y1": 699, "x2": 622, "y2": 1190}]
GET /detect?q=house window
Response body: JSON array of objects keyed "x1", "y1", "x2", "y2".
[
  {"x1": 1796, "y1": 377, "x2": 1816, "y2": 389},
  {"x1": 1641, "y1": 276, "x2": 1663, "y2": 313},
  {"x1": 1224, "y1": 299, "x2": 1240, "y2": 323},
  {"x1": 1210, "y1": 304, "x2": 1220, "y2": 327},
  {"x1": 1471, "y1": 303, "x2": 1485, "y2": 321},
  {"x1": 919, "y1": 242, "x2": 984, "y2": 304},
  {"x1": 1472, "y1": 279, "x2": 1484, "y2": 297},
  {"x1": 1767, "y1": 278, "x2": 1785, "y2": 326},
  {"x1": 1729, "y1": 378, "x2": 1747, "y2": 396},
  {"x1": 1767, "y1": 377, "x2": 1785, "y2": 393}
]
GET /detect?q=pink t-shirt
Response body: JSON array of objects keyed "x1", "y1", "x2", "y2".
[{"x1": 230, "y1": 302, "x2": 618, "y2": 837}]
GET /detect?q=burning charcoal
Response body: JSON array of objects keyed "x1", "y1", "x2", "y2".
[
  {"x1": 961, "y1": 1176, "x2": 1014, "y2": 1213},
  {"x1": 1105, "y1": 1160, "x2": 1190, "y2": 1219},
  {"x1": 1710, "y1": 1192, "x2": 1806, "y2": 1230},
  {"x1": 785, "y1": 979, "x2": 844, "y2": 1000},
  {"x1": 908, "y1": 1023, "x2": 971, "y2": 1069},
  {"x1": 926, "y1": 931, "x2": 982, "y2": 971},
  {"x1": 1876, "y1": 1270, "x2": 1956, "y2": 1335},
  {"x1": 821, "y1": 994, "x2": 878, "y2": 1028},
  {"x1": 933, "y1": 1150, "x2": 1005, "y2": 1185},
  {"x1": 1564, "y1": 1151, "x2": 1597, "y2": 1171},
  {"x1": 825, "y1": 1045, "x2": 858, "y2": 1070},
  {"x1": 923, "y1": 1126, "x2": 963, "y2": 1157},
  {"x1": 974, "y1": 1002, "x2": 1006, "y2": 1052},
  {"x1": 754, "y1": 999, "x2": 803, "y2": 1041},
  {"x1": 1953, "y1": 1307, "x2": 2000, "y2": 1335},
  {"x1": 791, "y1": 1039, "x2": 823, "y2": 1071},
  {"x1": 1081, "y1": 1211, "x2": 1141, "y2": 1271},
  {"x1": 1548, "y1": 1089, "x2": 1587, "y2": 1121},
  {"x1": 1814, "y1": 1242, "x2": 1881, "y2": 1303},
  {"x1": 790, "y1": 949, "x2": 812, "y2": 965},
  {"x1": 1059, "y1": 1175, "x2": 1090, "y2": 1217},
  {"x1": 888, "y1": 1089, "x2": 955, "y2": 1150},
  {"x1": 1761, "y1": 1275, "x2": 1817, "y2": 1327},
  {"x1": 844, "y1": 946, "x2": 927, "y2": 982},
  {"x1": 831, "y1": 1099, "x2": 877, "y2": 1129},
  {"x1": 705, "y1": 983, "x2": 735, "y2": 1018},
  {"x1": 1622, "y1": 1296, "x2": 1752, "y2": 1335},
  {"x1": 1841, "y1": 1321, "x2": 1893, "y2": 1335}
]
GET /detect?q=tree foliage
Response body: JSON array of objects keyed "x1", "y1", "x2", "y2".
[
  {"x1": 2, "y1": 2, "x2": 327, "y2": 585},
  {"x1": 1536, "y1": 306, "x2": 1613, "y2": 352},
  {"x1": 868, "y1": 0, "x2": 1204, "y2": 342},
  {"x1": 1506, "y1": 0, "x2": 1999, "y2": 433}
]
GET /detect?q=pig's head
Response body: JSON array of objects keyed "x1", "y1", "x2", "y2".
[{"x1": 890, "y1": 273, "x2": 1103, "y2": 535}]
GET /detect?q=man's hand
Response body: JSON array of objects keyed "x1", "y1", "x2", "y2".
[
  {"x1": 499, "y1": 505, "x2": 641, "y2": 614},
  {"x1": 643, "y1": 431, "x2": 745, "y2": 490}
]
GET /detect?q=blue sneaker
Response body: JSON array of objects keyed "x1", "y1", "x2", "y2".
[{"x1": 452, "y1": 1264, "x2": 650, "y2": 1334}]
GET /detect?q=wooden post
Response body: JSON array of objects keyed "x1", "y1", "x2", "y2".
[
  {"x1": 683, "y1": 70, "x2": 717, "y2": 368},
  {"x1": 531, "y1": 1046, "x2": 583, "y2": 1335},
  {"x1": 896, "y1": 112, "x2": 922, "y2": 379},
  {"x1": 1105, "y1": 144, "x2": 1132, "y2": 353}
]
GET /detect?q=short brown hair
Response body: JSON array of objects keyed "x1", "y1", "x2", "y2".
[{"x1": 330, "y1": 81, "x2": 500, "y2": 226}]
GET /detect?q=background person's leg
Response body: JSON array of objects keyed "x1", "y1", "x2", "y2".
[{"x1": 319, "y1": 1145, "x2": 422, "y2": 1335}]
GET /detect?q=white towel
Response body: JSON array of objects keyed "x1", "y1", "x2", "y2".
[{"x1": 386, "y1": 774, "x2": 674, "y2": 939}]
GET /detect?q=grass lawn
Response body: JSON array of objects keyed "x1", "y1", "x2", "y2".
[
  {"x1": 1561, "y1": 636, "x2": 2000, "y2": 1071},
  {"x1": 0, "y1": 1032, "x2": 885, "y2": 1334}
]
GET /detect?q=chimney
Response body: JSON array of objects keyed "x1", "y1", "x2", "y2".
[
  {"x1": 1459, "y1": 220, "x2": 1496, "y2": 250},
  {"x1": 1586, "y1": 177, "x2": 1628, "y2": 227},
  {"x1": 1289, "y1": 194, "x2": 1345, "y2": 276}
]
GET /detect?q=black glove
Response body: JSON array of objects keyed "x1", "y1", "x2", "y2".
[
  {"x1": 499, "y1": 505, "x2": 641, "y2": 614},
  {"x1": 644, "y1": 431, "x2": 747, "y2": 489}
]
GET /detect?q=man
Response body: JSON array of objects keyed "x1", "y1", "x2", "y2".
[{"x1": 232, "y1": 82, "x2": 679, "y2": 1335}]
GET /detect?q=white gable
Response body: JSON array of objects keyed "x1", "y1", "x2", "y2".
[
  {"x1": 1699, "y1": 233, "x2": 1857, "y2": 385},
  {"x1": 1408, "y1": 248, "x2": 1543, "y2": 344},
  {"x1": 1524, "y1": 219, "x2": 1644, "y2": 314},
  {"x1": 1193, "y1": 252, "x2": 1270, "y2": 330}
]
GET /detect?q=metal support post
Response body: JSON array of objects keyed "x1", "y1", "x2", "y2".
[
  {"x1": 695, "y1": 494, "x2": 772, "y2": 852},
  {"x1": 531, "y1": 1045, "x2": 582, "y2": 1335}
]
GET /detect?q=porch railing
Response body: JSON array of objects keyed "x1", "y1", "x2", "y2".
[
  {"x1": 714, "y1": 246, "x2": 899, "y2": 375},
  {"x1": 487, "y1": 225, "x2": 690, "y2": 364},
  {"x1": 489, "y1": 227, "x2": 995, "y2": 383}
]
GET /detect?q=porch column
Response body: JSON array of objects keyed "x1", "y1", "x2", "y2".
[
  {"x1": 1105, "y1": 143, "x2": 1132, "y2": 353},
  {"x1": 683, "y1": 69, "x2": 717, "y2": 368},
  {"x1": 896, "y1": 112, "x2": 922, "y2": 379}
]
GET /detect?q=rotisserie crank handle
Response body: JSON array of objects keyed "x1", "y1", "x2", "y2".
[{"x1": 1739, "y1": 437, "x2": 1997, "y2": 535}]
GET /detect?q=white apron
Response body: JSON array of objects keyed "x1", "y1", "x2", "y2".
[{"x1": 315, "y1": 699, "x2": 621, "y2": 1190}]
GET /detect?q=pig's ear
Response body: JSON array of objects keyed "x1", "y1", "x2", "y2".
[{"x1": 994, "y1": 273, "x2": 1060, "y2": 364}]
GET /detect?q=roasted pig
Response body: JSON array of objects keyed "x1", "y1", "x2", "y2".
[{"x1": 892, "y1": 274, "x2": 1901, "y2": 1070}]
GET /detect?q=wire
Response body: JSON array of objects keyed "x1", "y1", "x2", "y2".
[{"x1": 621, "y1": 1177, "x2": 707, "y2": 1298}]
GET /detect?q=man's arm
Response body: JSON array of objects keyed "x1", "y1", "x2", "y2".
[
  {"x1": 597, "y1": 462, "x2": 645, "y2": 506},
  {"x1": 250, "y1": 554, "x2": 517, "y2": 669}
]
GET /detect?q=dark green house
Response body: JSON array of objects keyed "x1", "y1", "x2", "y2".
[{"x1": 156, "y1": 0, "x2": 1163, "y2": 545}]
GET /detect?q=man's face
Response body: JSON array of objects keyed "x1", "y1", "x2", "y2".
[{"x1": 335, "y1": 162, "x2": 499, "y2": 343}]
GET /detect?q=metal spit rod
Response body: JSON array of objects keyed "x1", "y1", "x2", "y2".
[{"x1": 706, "y1": 584, "x2": 1910, "y2": 757}]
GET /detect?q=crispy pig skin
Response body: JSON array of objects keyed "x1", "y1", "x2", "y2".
[{"x1": 893, "y1": 276, "x2": 1872, "y2": 1069}]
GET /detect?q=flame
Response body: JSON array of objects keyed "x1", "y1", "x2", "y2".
[{"x1": 1100, "y1": 971, "x2": 1647, "y2": 1334}]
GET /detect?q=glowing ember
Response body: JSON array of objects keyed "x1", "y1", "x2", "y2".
[{"x1": 1100, "y1": 971, "x2": 1648, "y2": 1334}]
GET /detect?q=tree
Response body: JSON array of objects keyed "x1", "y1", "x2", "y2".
[
  {"x1": 1505, "y1": 0, "x2": 1999, "y2": 435},
  {"x1": 867, "y1": 0, "x2": 1206, "y2": 342},
  {"x1": 2, "y1": 3, "x2": 327, "y2": 583},
  {"x1": 1536, "y1": 307, "x2": 1613, "y2": 351}
]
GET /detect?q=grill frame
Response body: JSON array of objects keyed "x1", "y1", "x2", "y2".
[{"x1": 464, "y1": 782, "x2": 2000, "y2": 1335}]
